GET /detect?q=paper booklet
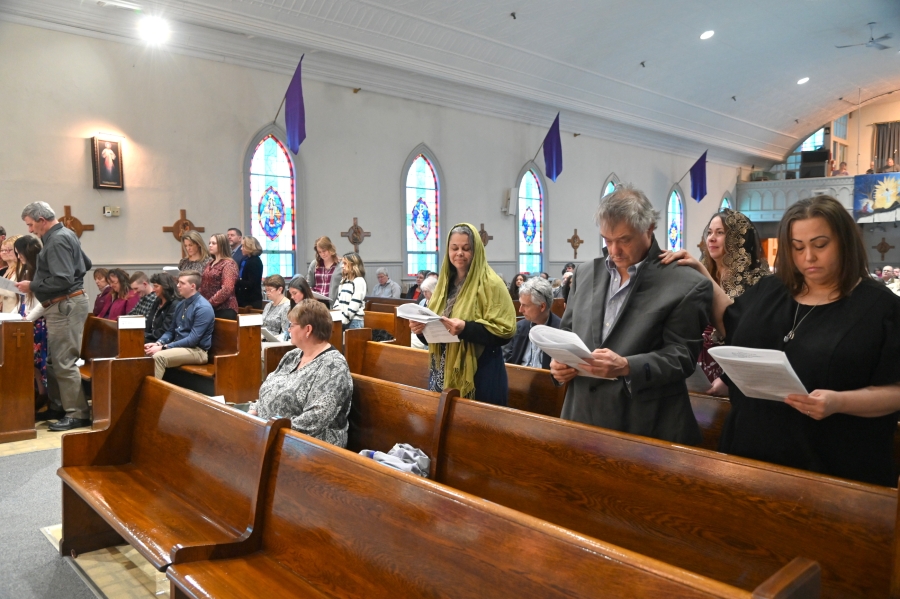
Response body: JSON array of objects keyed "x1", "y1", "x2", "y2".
[
  {"x1": 161, "y1": 266, "x2": 179, "y2": 272},
  {"x1": 261, "y1": 327, "x2": 283, "y2": 342},
  {"x1": 528, "y1": 325, "x2": 611, "y2": 379},
  {"x1": 707, "y1": 346, "x2": 807, "y2": 402},
  {"x1": 312, "y1": 290, "x2": 330, "y2": 301},
  {"x1": 0, "y1": 277, "x2": 24, "y2": 296},
  {"x1": 395, "y1": 303, "x2": 459, "y2": 344}
]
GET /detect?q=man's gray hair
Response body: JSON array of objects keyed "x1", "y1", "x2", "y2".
[
  {"x1": 420, "y1": 276, "x2": 438, "y2": 294},
  {"x1": 376, "y1": 267, "x2": 389, "y2": 277},
  {"x1": 594, "y1": 185, "x2": 659, "y2": 232},
  {"x1": 21, "y1": 202, "x2": 56, "y2": 221},
  {"x1": 519, "y1": 277, "x2": 553, "y2": 309}
]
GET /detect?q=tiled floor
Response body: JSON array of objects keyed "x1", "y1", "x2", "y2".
[{"x1": 43, "y1": 525, "x2": 168, "y2": 598}]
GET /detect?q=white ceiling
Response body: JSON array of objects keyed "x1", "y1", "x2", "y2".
[{"x1": 3, "y1": 0, "x2": 900, "y2": 164}]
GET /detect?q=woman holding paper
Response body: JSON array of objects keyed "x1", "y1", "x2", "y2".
[
  {"x1": 409, "y1": 223, "x2": 516, "y2": 404},
  {"x1": 662, "y1": 196, "x2": 900, "y2": 486}
]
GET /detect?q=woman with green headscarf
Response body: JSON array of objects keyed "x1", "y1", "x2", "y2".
[{"x1": 409, "y1": 223, "x2": 516, "y2": 404}]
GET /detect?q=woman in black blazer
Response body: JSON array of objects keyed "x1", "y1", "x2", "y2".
[{"x1": 236, "y1": 236, "x2": 264, "y2": 309}]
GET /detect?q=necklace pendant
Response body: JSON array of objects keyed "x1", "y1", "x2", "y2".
[{"x1": 783, "y1": 332, "x2": 793, "y2": 343}]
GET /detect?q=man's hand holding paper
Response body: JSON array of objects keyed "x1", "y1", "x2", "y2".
[{"x1": 531, "y1": 325, "x2": 618, "y2": 380}]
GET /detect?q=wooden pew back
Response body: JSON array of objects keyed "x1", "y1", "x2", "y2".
[
  {"x1": 512, "y1": 297, "x2": 565, "y2": 318},
  {"x1": 437, "y1": 398, "x2": 894, "y2": 598},
  {"x1": 364, "y1": 296, "x2": 415, "y2": 311},
  {"x1": 250, "y1": 429, "x2": 802, "y2": 599},
  {"x1": 0, "y1": 321, "x2": 36, "y2": 443},
  {"x1": 362, "y1": 311, "x2": 411, "y2": 346},
  {"x1": 80, "y1": 315, "x2": 145, "y2": 362},
  {"x1": 208, "y1": 318, "x2": 239, "y2": 360}
]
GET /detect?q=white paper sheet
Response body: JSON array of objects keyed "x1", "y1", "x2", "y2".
[
  {"x1": 312, "y1": 291, "x2": 330, "y2": 301},
  {"x1": 396, "y1": 303, "x2": 442, "y2": 323},
  {"x1": 528, "y1": 325, "x2": 611, "y2": 379},
  {"x1": 162, "y1": 266, "x2": 179, "y2": 272},
  {"x1": 330, "y1": 311, "x2": 344, "y2": 322},
  {"x1": 707, "y1": 346, "x2": 808, "y2": 402},
  {"x1": 261, "y1": 327, "x2": 283, "y2": 342},
  {"x1": 0, "y1": 277, "x2": 24, "y2": 296},
  {"x1": 0, "y1": 313, "x2": 23, "y2": 321},
  {"x1": 422, "y1": 320, "x2": 459, "y2": 343}
]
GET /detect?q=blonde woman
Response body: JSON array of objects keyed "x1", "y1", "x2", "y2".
[
  {"x1": 236, "y1": 236, "x2": 264, "y2": 309},
  {"x1": 200, "y1": 233, "x2": 239, "y2": 320},
  {"x1": 333, "y1": 252, "x2": 366, "y2": 329},
  {"x1": 178, "y1": 230, "x2": 212, "y2": 273},
  {"x1": 0, "y1": 235, "x2": 22, "y2": 313},
  {"x1": 307, "y1": 236, "x2": 341, "y2": 301}
]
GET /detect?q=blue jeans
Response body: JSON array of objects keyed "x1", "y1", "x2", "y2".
[{"x1": 346, "y1": 318, "x2": 364, "y2": 330}]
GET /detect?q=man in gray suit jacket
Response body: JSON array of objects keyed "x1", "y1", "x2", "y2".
[{"x1": 550, "y1": 186, "x2": 712, "y2": 445}]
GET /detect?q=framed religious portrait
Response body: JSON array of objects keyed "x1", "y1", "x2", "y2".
[{"x1": 91, "y1": 135, "x2": 124, "y2": 189}]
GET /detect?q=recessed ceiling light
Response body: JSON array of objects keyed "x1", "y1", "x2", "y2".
[
  {"x1": 700, "y1": 30, "x2": 714, "y2": 40},
  {"x1": 138, "y1": 15, "x2": 170, "y2": 44},
  {"x1": 797, "y1": 77, "x2": 809, "y2": 85}
]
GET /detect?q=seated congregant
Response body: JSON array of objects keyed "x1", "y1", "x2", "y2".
[
  {"x1": 550, "y1": 186, "x2": 712, "y2": 445},
  {"x1": 405, "y1": 269, "x2": 428, "y2": 300},
  {"x1": 145, "y1": 272, "x2": 179, "y2": 343},
  {"x1": 254, "y1": 299, "x2": 352, "y2": 447},
  {"x1": 261, "y1": 274, "x2": 291, "y2": 338},
  {"x1": 91, "y1": 267, "x2": 112, "y2": 316},
  {"x1": 144, "y1": 271, "x2": 214, "y2": 379},
  {"x1": 99, "y1": 268, "x2": 139, "y2": 320},
  {"x1": 371, "y1": 267, "x2": 401, "y2": 298},
  {"x1": 127, "y1": 271, "x2": 157, "y2": 317},
  {"x1": 879, "y1": 158, "x2": 900, "y2": 173},
  {"x1": 503, "y1": 277, "x2": 560, "y2": 369}
]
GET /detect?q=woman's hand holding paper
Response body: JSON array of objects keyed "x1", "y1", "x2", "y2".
[{"x1": 785, "y1": 389, "x2": 841, "y2": 420}]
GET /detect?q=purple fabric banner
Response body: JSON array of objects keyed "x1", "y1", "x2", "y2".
[
  {"x1": 285, "y1": 55, "x2": 306, "y2": 154},
  {"x1": 689, "y1": 151, "x2": 707, "y2": 202},
  {"x1": 543, "y1": 113, "x2": 563, "y2": 182}
]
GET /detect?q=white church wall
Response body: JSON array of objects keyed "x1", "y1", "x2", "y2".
[{"x1": 0, "y1": 21, "x2": 744, "y2": 297}]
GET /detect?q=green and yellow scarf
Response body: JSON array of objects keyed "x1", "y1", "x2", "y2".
[{"x1": 427, "y1": 223, "x2": 516, "y2": 398}]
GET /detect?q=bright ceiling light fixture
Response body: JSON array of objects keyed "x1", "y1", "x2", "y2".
[
  {"x1": 138, "y1": 15, "x2": 170, "y2": 44},
  {"x1": 797, "y1": 77, "x2": 810, "y2": 85},
  {"x1": 700, "y1": 30, "x2": 714, "y2": 40}
]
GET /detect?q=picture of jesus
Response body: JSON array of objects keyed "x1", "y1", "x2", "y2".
[{"x1": 91, "y1": 136, "x2": 124, "y2": 189}]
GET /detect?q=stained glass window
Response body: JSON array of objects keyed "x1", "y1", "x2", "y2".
[
  {"x1": 249, "y1": 135, "x2": 295, "y2": 277},
  {"x1": 518, "y1": 169, "x2": 543, "y2": 274},
  {"x1": 405, "y1": 154, "x2": 439, "y2": 275},
  {"x1": 667, "y1": 189, "x2": 684, "y2": 251}
]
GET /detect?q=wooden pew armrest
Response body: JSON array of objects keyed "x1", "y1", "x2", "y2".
[{"x1": 750, "y1": 557, "x2": 820, "y2": 599}]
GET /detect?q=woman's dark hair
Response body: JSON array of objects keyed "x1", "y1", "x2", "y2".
[
  {"x1": 14, "y1": 235, "x2": 42, "y2": 282},
  {"x1": 288, "y1": 276, "x2": 315, "y2": 308},
  {"x1": 508, "y1": 273, "x2": 527, "y2": 300},
  {"x1": 561, "y1": 263, "x2": 576, "y2": 276},
  {"x1": 289, "y1": 299, "x2": 333, "y2": 342},
  {"x1": 150, "y1": 272, "x2": 178, "y2": 304},
  {"x1": 93, "y1": 267, "x2": 110, "y2": 281},
  {"x1": 775, "y1": 195, "x2": 868, "y2": 299},
  {"x1": 107, "y1": 268, "x2": 131, "y2": 300}
]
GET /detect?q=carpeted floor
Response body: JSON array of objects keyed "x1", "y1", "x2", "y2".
[{"x1": 0, "y1": 448, "x2": 95, "y2": 599}]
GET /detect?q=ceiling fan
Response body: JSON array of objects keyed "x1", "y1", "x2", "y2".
[{"x1": 836, "y1": 22, "x2": 892, "y2": 50}]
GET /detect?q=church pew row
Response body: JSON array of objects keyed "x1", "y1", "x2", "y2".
[
  {"x1": 364, "y1": 296, "x2": 415, "y2": 311},
  {"x1": 513, "y1": 296, "x2": 566, "y2": 318},
  {"x1": 161, "y1": 316, "x2": 261, "y2": 404},
  {"x1": 362, "y1": 309, "x2": 412, "y2": 346},
  {"x1": 347, "y1": 373, "x2": 893, "y2": 599},
  {"x1": 167, "y1": 426, "x2": 818, "y2": 599},
  {"x1": 0, "y1": 320, "x2": 36, "y2": 443},
  {"x1": 78, "y1": 315, "x2": 145, "y2": 381},
  {"x1": 344, "y1": 328, "x2": 566, "y2": 418},
  {"x1": 58, "y1": 357, "x2": 289, "y2": 570}
]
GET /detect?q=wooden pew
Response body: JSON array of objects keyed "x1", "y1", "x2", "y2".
[
  {"x1": 78, "y1": 315, "x2": 145, "y2": 381},
  {"x1": 345, "y1": 328, "x2": 566, "y2": 417},
  {"x1": 57, "y1": 356, "x2": 289, "y2": 570},
  {"x1": 262, "y1": 320, "x2": 342, "y2": 379},
  {"x1": 347, "y1": 373, "x2": 889, "y2": 598},
  {"x1": 161, "y1": 316, "x2": 261, "y2": 403},
  {"x1": 366, "y1": 302, "x2": 396, "y2": 313},
  {"x1": 364, "y1": 296, "x2": 415, "y2": 311},
  {"x1": 362, "y1": 310, "x2": 412, "y2": 346},
  {"x1": 690, "y1": 392, "x2": 731, "y2": 451},
  {"x1": 0, "y1": 320, "x2": 36, "y2": 443},
  {"x1": 167, "y1": 428, "x2": 818, "y2": 599},
  {"x1": 512, "y1": 297, "x2": 565, "y2": 318}
]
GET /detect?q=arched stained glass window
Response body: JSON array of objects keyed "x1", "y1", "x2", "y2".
[
  {"x1": 667, "y1": 189, "x2": 684, "y2": 251},
  {"x1": 248, "y1": 135, "x2": 295, "y2": 276},
  {"x1": 518, "y1": 169, "x2": 544, "y2": 273},
  {"x1": 405, "y1": 154, "x2": 440, "y2": 275}
]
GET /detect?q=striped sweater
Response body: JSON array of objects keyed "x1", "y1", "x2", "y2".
[{"x1": 334, "y1": 278, "x2": 367, "y2": 325}]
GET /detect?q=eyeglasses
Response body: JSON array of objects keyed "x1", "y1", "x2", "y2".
[{"x1": 288, "y1": 322, "x2": 299, "y2": 329}]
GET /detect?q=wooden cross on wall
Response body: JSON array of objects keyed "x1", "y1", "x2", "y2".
[
  {"x1": 478, "y1": 223, "x2": 493, "y2": 247},
  {"x1": 341, "y1": 217, "x2": 371, "y2": 253},
  {"x1": 873, "y1": 237, "x2": 895, "y2": 261},
  {"x1": 163, "y1": 209, "x2": 205, "y2": 242},
  {"x1": 567, "y1": 229, "x2": 584, "y2": 259},
  {"x1": 60, "y1": 206, "x2": 94, "y2": 238}
]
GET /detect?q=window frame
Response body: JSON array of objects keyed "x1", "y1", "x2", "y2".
[
  {"x1": 400, "y1": 143, "x2": 445, "y2": 278},
  {"x1": 514, "y1": 162, "x2": 547, "y2": 275},
  {"x1": 243, "y1": 124, "x2": 300, "y2": 278}
]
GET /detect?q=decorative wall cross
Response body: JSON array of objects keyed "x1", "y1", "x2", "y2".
[
  {"x1": 341, "y1": 217, "x2": 371, "y2": 252},
  {"x1": 11, "y1": 327, "x2": 25, "y2": 348},
  {"x1": 873, "y1": 237, "x2": 895, "y2": 261},
  {"x1": 478, "y1": 223, "x2": 493, "y2": 247},
  {"x1": 60, "y1": 206, "x2": 94, "y2": 238},
  {"x1": 163, "y1": 210, "x2": 205, "y2": 241},
  {"x1": 567, "y1": 229, "x2": 584, "y2": 259}
]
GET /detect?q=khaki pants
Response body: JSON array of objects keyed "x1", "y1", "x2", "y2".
[
  {"x1": 44, "y1": 293, "x2": 90, "y2": 419},
  {"x1": 153, "y1": 347, "x2": 208, "y2": 379}
]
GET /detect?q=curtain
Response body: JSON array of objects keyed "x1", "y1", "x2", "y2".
[{"x1": 873, "y1": 122, "x2": 900, "y2": 171}]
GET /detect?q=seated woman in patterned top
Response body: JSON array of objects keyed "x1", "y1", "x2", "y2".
[
  {"x1": 260, "y1": 274, "x2": 291, "y2": 339},
  {"x1": 253, "y1": 299, "x2": 353, "y2": 447}
]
